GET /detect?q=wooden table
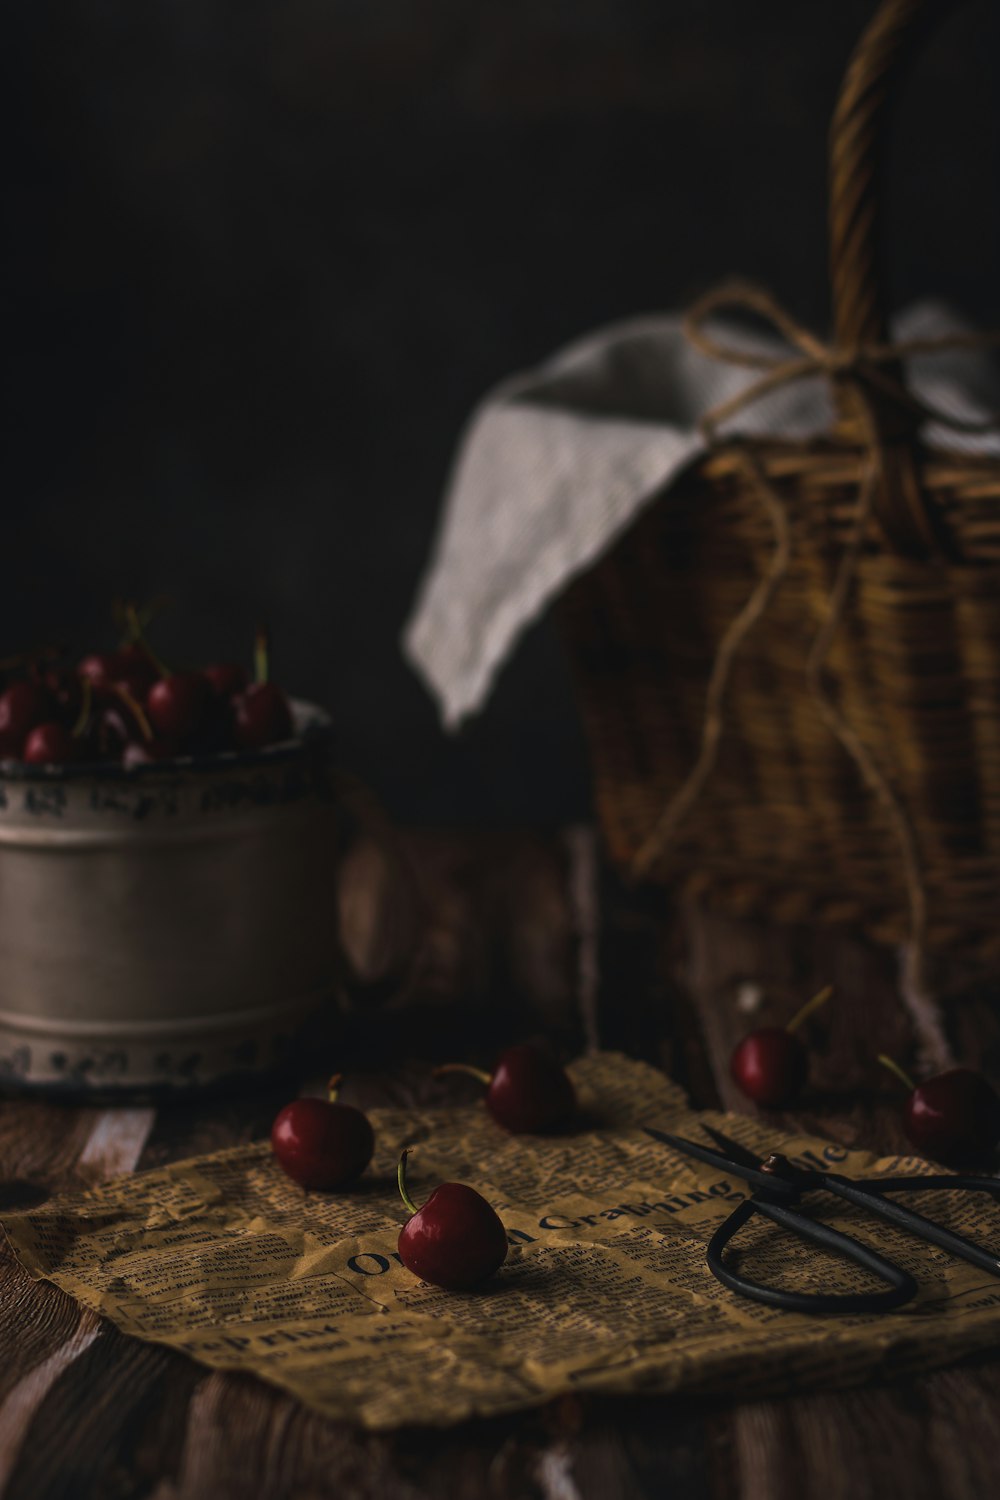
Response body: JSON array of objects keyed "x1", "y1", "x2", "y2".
[{"x1": 2, "y1": 828, "x2": 999, "y2": 1500}]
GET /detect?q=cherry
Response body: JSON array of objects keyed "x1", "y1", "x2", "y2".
[
  {"x1": 23, "y1": 722, "x2": 79, "y2": 765},
  {"x1": 77, "y1": 649, "x2": 153, "y2": 705},
  {"x1": 232, "y1": 682, "x2": 293, "y2": 750},
  {"x1": 0, "y1": 681, "x2": 55, "y2": 751},
  {"x1": 396, "y1": 1148, "x2": 508, "y2": 1290},
  {"x1": 78, "y1": 651, "x2": 128, "y2": 686},
  {"x1": 95, "y1": 679, "x2": 155, "y2": 755},
  {"x1": 98, "y1": 704, "x2": 137, "y2": 755},
  {"x1": 436, "y1": 1044, "x2": 576, "y2": 1134},
  {"x1": 231, "y1": 625, "x2": 293, "y2": 750},
  {"x1": 729, "y1": 985, "x2": 832, "y2": 1107},
  {"x1": 35, "y1": 665, "x2": 83, "y2": 721},
  {"x1": 271, "y1": 1075, "x2": 375, "y2": 1190},
  {"x1": 878, "y1": 1055, "x2": 1000, "y2": 1164},
  {"x1": 146, "y1": 672, "x2": 210, "y2": 739},
  {"x1": 203, "y1": 662, "x2": 248, "y2": 698},
  {"x1": 115, "y1": 645, "x2": 158, "y2": 697}
]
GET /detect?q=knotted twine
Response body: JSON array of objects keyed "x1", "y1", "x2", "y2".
[{"x1": 629, "y1": 282, "x2": 1000, "y2": 1066}]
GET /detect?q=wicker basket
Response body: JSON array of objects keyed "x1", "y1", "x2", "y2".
[{"x1": 560, "y1": 0, "x2": 1000, "y2": 962}]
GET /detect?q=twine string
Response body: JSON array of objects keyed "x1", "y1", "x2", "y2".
[
  {"x1": 630, "y1": 447, "x2": 792, "y2": 878},
  {"x1": 630, "y1": 282, "x2": 1000, "y2": 1055}
]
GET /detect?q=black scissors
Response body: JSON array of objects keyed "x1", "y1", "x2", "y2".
[{"x1": 651, "y1": 1124, "x2": 1000, "y2": 1314}]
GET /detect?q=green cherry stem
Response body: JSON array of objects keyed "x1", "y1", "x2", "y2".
[
  {"x1": 254, "y1": 625, "x2": 270, "y2": 686},
  {"x1": 433, "y1": 1063, "x2": 493, "y2": 1088},
  {"x1": 71, "y1": 677, "x2": 92, "y2": 739},
  {"x1": 878, "y1": 1054, "x2": 917, "y2": 1093},
  {"x1": 124, "y1": 602, "x2": 171, "y2": 680},
  {"x1": 327, "y1": 1073, "x2": 342, "y2": 1104},
  {"x1": 397, "y1": 1148, "x2": 419, "y2": 1217},
  {"x1": 786, "y1": 984, "x2": 833, "y2": 1035},
  {"x1": 112, "y1": 683, "x2": 154, "y2": 742}
]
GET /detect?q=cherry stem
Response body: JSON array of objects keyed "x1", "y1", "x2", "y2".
[
  {"x1": 112, "y1": 683, "x2": 154, "y2": 742},
  {"x1": 120, "y1": 594, "x2": 170, "y2": 638},
  {"x1": 71, "y1": 678, "x2": 92, "y2": 739},
  {"x1": 878, "y1": 1053, "x2": 917, "y2": 1094},
  {"x1": 327, "y1": 1073, "x2": 342, "y2": 1104},
  {"x1": 786, "y1": 984, "x2": 833, "y2": 1035},
  {"x1": 397, "y1": 1148, "x2": 419, "y2": 1216},
  {"x1": 123, "y1": 603, "x2": 171, "y2": 681},
  {"x1": 433, "y1": 1063, "x2": 493, "y2": 1089},
  {"x1": 254, "y1": 625, "x2": 270, "y2": 686}
]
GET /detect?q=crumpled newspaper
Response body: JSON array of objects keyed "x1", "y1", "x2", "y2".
[
  {"x1": 404, "y1": 304, "x2": 1000, "y2": 728},
  {"x1": 5, "y1": 1053, "x2": 1000, "y2": 1429}
]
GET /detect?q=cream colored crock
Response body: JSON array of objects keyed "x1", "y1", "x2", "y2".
[{"x1": 0, "y1": 701, "x2": 346, "y2": 1096}]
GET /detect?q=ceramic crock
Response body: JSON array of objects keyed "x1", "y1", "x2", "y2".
[{"x1": 0, "y1": 701, "x2": 351, "y2": 1097}]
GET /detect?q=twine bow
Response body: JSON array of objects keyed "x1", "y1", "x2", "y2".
[
  {"x1": 681, "y1": 280, "x2": 1000, "y2": 446},
  {"x1": 629, "y1": 281, "x2": 1000, "y2": 1067}
]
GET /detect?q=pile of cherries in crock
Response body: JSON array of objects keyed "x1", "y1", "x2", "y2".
[{"x1": 0, "y1": 621, "x2": 293, "y2": 769}]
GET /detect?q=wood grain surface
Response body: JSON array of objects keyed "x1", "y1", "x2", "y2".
[{"x1": 1, "y1": 828, "x2": 998, "y2": 1500}]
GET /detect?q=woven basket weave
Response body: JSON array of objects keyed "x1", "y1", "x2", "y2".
[{"x1": 560, "y1": 0, "x2": 1000, "y2": 961}]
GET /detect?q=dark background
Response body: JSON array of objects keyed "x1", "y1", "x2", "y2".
[{"x1": 5, "y1": 0, "x2": 999, "y2": 823}]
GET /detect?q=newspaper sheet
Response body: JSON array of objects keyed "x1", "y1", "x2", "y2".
[{"x1": 4, "y1": 1053, "x2": 1000, "y2": 1428}]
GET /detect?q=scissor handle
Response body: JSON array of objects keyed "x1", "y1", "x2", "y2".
[
  {"x1": 707, "y1": 1198, "x2": 918, "y2": 1314},
  {"x1": 867, "y1": 1174, "x2": 1000, "y2": 1196},
  {"x1": 822, "y1": 1174, "x2": 1000, "y2": 1280}
]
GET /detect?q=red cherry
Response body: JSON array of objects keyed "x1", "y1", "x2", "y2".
[
  {"x1": 271, "y1": 1077, "x2": 375, "y2": 1189},
  {"x1": 203, "y1": 662, "x2": 248, "y2": 698},
  {"x1": 730, "y1": 1029, "x2": 807, "y2": 1107},
  {"x1": 879, "y1": 1056, "x2": 1000, "y2": 1163},
  {"x1": 490, "y1": 1045, "x2": 576, "y2": 1132},
  {"x1": 117, "y1": 643, "x2": 158, "y2": 689},
  {"x1": 396, "y1": 1148, "x2": 508, "y2": 1290},
  {"x1": 23, "y1": 722, "x2": 79, "y2": 765},
  {"x1": 146, "y1": 672, "x2": 210, "y2": 739},
  {"x1": 729, "y1": 986, "x2": 832, "y2": 1108},
  {"x1": 437, "y1": 1044, "x2": 576, "y2": 1134},
  {"x1": 0, "y1": 681, "x2": 55, "y2": 749},
  {"x1": 78, "y1": 651, "x2": 129, "y2": 687},
  {"x1": 114, "y1": 642, "x2": 157, "y2": 693},
  {"x1": 232, "y1": 682, "x2": 293, "y2": 750},
  {"x1": 77, "y1": 651, "x2": 152, "y2": 705},
  {"x1": 96, "y1": 677, "x2": 157, "y2": 756},
  {"x1": 35, "y1": 666, "x2": 83, "y2": 721}
]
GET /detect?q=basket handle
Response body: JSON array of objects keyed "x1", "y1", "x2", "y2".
[{"x1": 828, "y1": 0, "x2": 952, "y2": 556}]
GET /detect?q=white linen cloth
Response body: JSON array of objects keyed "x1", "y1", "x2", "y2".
[{"x1": 404, "y1": 302, "x2": 1000, "y2": 729}]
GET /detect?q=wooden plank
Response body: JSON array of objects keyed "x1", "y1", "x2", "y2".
[
  {"x1": 0, "y1": 1102, "x2": 95, "y2": 1208},
  {"x1": 0, "y1": 1310, "x2": 101, "y2": 1493},
  {"x1": 2, "y1": 1328, "x2": 198, "y2": 1500},
  {"x1": 1, "y1": 838, "x2": 1000, "y2": 1499}
]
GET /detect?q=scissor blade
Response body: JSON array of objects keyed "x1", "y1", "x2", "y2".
[
  {"x1": 646, "y1": 1127, "x2": 792, "y2": 1196},
  {"x1": 700, "y1": 1124, "x2": 766, "y2": 1170}
]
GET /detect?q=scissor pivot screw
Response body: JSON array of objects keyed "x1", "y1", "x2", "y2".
[{"x1": 760, "y1": 1152, "x2": 790, "y2": 1176}]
